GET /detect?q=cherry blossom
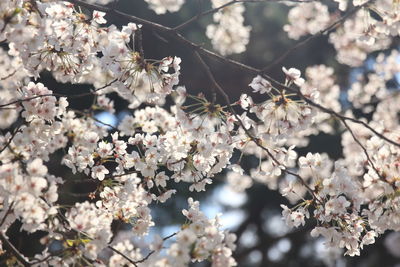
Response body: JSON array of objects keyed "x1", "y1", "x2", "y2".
[{"x1": 0, "y1": 0, "x2": 400, "y2": 265}]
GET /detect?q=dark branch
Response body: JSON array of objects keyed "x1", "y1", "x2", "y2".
[
  {"x1": 0, "y1": 233, "x2": 31, "y2": 267},
  {"x1": 133, "y1": 232, "x2": 177, "y2": 264},
  {"x1": 0, "y1": 125, "x2": 22, "y2": 154},
  {"x1": 108, "y1": 246, "x2": 139, "y2": 267},
  {"x1": 0, "y1": 79, "x2": 117, "y2": 109},
  {"x1": 174, "y1": 0, "x2": 318, "y2": 31}
]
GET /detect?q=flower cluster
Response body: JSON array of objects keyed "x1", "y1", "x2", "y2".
[
  {"x1": 165, "y1": 198, "x2": 237, "y2": 267},
  {"x1": 206, "y1": 0, "x2": 251, "y2": 56},
  {"x1": 284, "y1": 0, "x2": 400, "y2": 67},
  {"x1": 0, "y1": 159, "x2": 59, "y2": 233},
  {"x1": 97, "y1": 174, "x2": 155, "y2": 235},
  {"x1": 65, "y1": 201, "x2": 114, "y2": 260},
  {"x1": 244, "y1": 68, "x2": 316, "y2": 141},
  {"x1": 283, "y1": 2, "x2": 331, "y2": 40},
  {"x1": 145, "y1": 0, "x2": 185, "y2": 14},
  {"x1": 0, "y1": 0, "x2": 400, "y2": 266}
]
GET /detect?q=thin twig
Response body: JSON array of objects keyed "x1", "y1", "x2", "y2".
[
  {"x1": 0, "y1": 79, "x2": 117, "y2": 109},
  {"x1": 70, "y1": 108, "x2": 118, "y2": 130},
  {"x1": 341, "y1": 119, "x2": 384, "y2": 181},
  {"x1": 173, "y1": 0, "x2": 237, "y2": 31},
  {"x1": 136, "y1": 28, "x2": 145, "y2": 59},
  {"x1": 174, "y1": 0, "x2": 316, "y2": 31},
  {"x1": 133, "y1": 232, "x2": 177, "y2": 264},
  {"x1": 30, "y1": 253, "x2": 56, "y2": 265},
  {"x1": 108, "y1": 246, "x2": 139, "y2": 267},
  {"x1": 0, "y1": 70, "x2": 17, "y2": 81},
  {"x1": 109, "y1": 231, "x2": 177, "y2": 265},
  {"x1": 0, "y1": 94, "x2": 54, "y2": 109},
  {"x1": 295, "y1": 88, "x2": 400, "y2": 148},
  {"x1": 0, "y1": 125, "x2": 22, "y2": 154}
]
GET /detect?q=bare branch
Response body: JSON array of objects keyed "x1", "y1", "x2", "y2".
[
  {"x1": 70, "y1": 108, "x2": 118, "y2": 131},
  {"x1": 0, "y1": 70, "x2": 17, "y2": 81},
  {"x1": 108, "y1": 231, "x2": 177, "y2": 265},
  {"x1": 136, "y1": 28, "x2": 145, "y2": 59},
  {"x1": 133, "y1": 232, "x2": 178, "y2": 264},
  {"x1": 0, "y1": 94, "x2": 54, "y2": 109},
  {"x1": 0, "y1": 79, "x2": 117, "y2": 109},
  {"x1": 108, "y1": 246, "x2": 139, "y2": 267},
  {"x1": 0, "y1": 233, "x2": 31, "y2": 267},
  {"x1": 173, "y1": 0, "x2": 237, "y2": 31},
  {"x1": 174, "y1": 0, "x2": 317, "y2": 31}
]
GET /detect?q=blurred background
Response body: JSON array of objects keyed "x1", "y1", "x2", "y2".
[{"x1": 3, "y1": 0, "x2": 400, "y2": 266}]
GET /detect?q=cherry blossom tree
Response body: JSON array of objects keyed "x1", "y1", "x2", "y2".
[{"x1": 0, "y1": 0, "x2": 400, "y2": 266}]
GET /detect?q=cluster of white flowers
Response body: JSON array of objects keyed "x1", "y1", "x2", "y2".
[
  {"x1": 104, "y1": 198, "x2": 237, "y2": 267},
  {"x1": 329, "y1": 11, "x2": 391, "y2": 66},
  {"x1": 245, "y1": 68, "x2": 316, "y2": 141},
  {"x1": 165, "y1": 198, "x2": 237, "y2": 267},
  {"x1": 281, "y1": 157, "x2": 366, "y2": 256},
  {"x1": 101, "y1": 31, "x2": 182, "y2": 106},
  {"x1": 206, "y1": 0, "x2": 251, "y2": 55},
  {"x1": 145, "y1": 0, "x2": 185, "y2": 14},
  {"x1": 0, "y1": 0, "x2": 241, "y2": 257},
  {"x1": 279, "y1": 129, "x2": 400, "y2": 257},
  {"x1": 347, "y1": 49, "x2": 400, "y2": 111},
  {"x1": 97, "y1": 174, "x2": 155, "y2": 235},
  {"x1": 302, "y1": 65, "x2": 341, "y2": 134},
  {"x1": 0, "y1": 47, "x2": 28, "y2": 129},
  {"x1": 65, "y1": 201, "x2": 114, "y2": 260},
  {"x1": 0, "y1": 159, "x2": 59, "y2": 233},
  {"x1": 226, "y1": 168, "x2": 253, "y2": 193},
  {"x1": 1, "y1": 0, "x2": 400, "y2": 265},
  {"x1": 284, "y1": 0, "x2": 400, "y2": 67},
  {"x1": 283, "y1": 2, "x2": 331, "y2": 40}
]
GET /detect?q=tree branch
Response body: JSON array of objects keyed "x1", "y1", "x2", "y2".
[
  {"x1": 133, "y1": 232, "x2": 177, "y2": 264},
  {"x1": 173, "y1": 0, "x2": 238, "y2": 31},
  {"x1": 340, "y1": 118, "x2": 384, "y2": 181},
  {"x1": 0, "y1": 70, "x2": 17, "y2": 81},
  {"x1": 0, "y1": 232, "x2": 31, "y2": 267},
  {"x1": 174, "y1": 0, "x2": 318, "y2": 31},
  {"x1": 0, "y1": 126, "x2": 22, "y2": 154},
  {"x1": 108, "y1": 246, "x2": 139, "y2": 267},
  {"x1": 0, "y1": 79, "x2": 117, "y2": 109}
]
